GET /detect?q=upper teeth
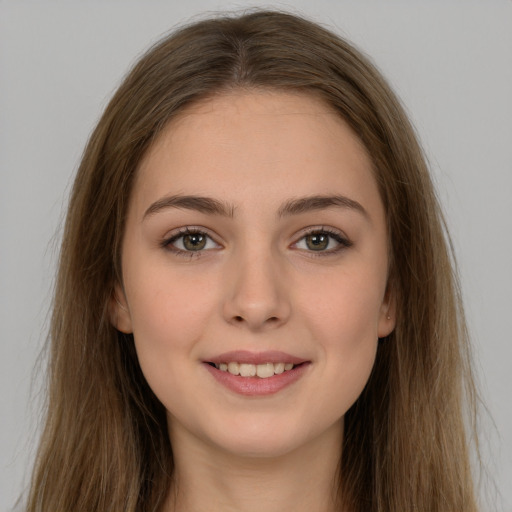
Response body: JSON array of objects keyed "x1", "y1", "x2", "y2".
[{"x1": 215, "y1": 362, "x2": 294, "y2": 378}]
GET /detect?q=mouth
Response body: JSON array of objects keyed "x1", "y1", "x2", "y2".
[
  {"x1": 203, "y1": 351, "x2": 310, "y2": 396},
  {"x1": 207, "y1": 361, "x2": 303, "y2": 379}
]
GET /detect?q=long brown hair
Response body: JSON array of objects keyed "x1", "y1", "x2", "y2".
[{"x1": 26, "y1": 10, "x2": 479, "y2": 511}]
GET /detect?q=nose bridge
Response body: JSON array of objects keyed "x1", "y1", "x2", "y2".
[{"x1": 223, "y1": 240, "x2": 290, "y2": 330}]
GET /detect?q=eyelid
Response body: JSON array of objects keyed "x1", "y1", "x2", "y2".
[
  {"x1": 291, "y1": 226, "x2": 353, "y2": 254},
  {"x1": 161, "y1": 226, "x2": 222, "y2": 256}
]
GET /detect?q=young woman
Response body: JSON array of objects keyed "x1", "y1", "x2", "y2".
[{"x1": 25, "y1": 10, "x2": 479, "y2": 512}]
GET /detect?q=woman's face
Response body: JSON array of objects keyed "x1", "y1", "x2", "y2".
[{"x1": 113, "y1": 91, "x2": 394, "y2": 458}]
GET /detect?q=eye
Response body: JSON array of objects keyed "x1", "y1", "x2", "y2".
[
  {"x1": 163, "y1": 228, "x2": 220, "y2": 254},
  {"x1": 294, "y1": 228, "x2": 352, "y2": 254}
]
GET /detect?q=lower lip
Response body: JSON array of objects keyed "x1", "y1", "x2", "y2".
[{"x1": 204, "y1": 363, "x2": 310, "y2": 396}]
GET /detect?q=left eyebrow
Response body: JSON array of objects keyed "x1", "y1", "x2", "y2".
[
  {"x1": 143, "y1": 194, "x2": 235, "y2": 220},
  {"x1": 277, "y1": 195, "x2": 368, "y2": 219}
]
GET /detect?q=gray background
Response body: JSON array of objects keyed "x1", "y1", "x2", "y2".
[{"x1": 1, "y1": 1, "x2": 511, "y2": 511}]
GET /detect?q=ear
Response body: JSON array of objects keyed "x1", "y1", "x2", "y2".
[
  {"x1": 377, "y1": 282, "x2": 396, "y2": 338},
  {"x1": 110, "y1": 284, "x2": 133, "y2": 334}
]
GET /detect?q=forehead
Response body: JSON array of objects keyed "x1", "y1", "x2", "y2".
[
  {"x1": 132, "y1": 90, "x2": 381, "y2": 218},
  {"x1": 143, "y1": 90, "x2": 370, "y2": 166}
]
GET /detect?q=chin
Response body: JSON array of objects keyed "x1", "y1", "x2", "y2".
[
  {"x1": 215, "y1": 432, "x2": 307, "y2": 460},
  {"x1": 199, "y1": 413, "x2": 342, "y2": 461}
]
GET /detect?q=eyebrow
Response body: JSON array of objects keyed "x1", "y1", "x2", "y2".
[
  {"x1": 143, "y1": 193, "x2": 367, "y2": 220},
  {"x1": 143, "y1": 194, "x2": 235, "y2": 220},
  {"x1": 277, "y1": 195, "x2": 368, "y2": 219}
]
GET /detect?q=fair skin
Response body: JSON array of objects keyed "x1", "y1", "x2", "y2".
[{"x1": 113, "y1": 90, "x2": 395, "y2": 512}]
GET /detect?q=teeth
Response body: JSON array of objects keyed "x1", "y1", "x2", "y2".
[
  {"x1": 214, "y1": 362, "x2": 297, "y2": 378},
  {"x1": 239, "y1": 363, "x2": 256, "y2": 377},
  {"x1": 256, "y1": 363, "x2": 274, "y2": 378},
  {"x1": 274, "y1": 362, "x2": 285, "y2": 374},
  {"x1": 227, "y1": 362, "x2": 239, "y2": 375}
]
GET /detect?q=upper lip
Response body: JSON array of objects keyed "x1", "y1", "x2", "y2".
[{"x1": 206, "y1": 350, "x2": 308, "y2": 365}]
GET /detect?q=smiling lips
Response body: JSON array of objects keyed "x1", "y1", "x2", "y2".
[
  {"x1": 213, "y1": 361, "x2": 295, "y2": 378},
  {"x1": 205, "y1": 351, "x2": 310, "y2": 396}
]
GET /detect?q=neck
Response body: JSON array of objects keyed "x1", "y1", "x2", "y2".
[{"x1": 163, "y1": 421, "x2": 344, "y2": 512}]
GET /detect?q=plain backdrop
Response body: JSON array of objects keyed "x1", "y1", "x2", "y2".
[{"x1": 1, "y1": 1, "x2": 511, "y2": 511}]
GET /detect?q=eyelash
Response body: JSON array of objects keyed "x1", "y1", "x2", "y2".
[
  {"x1": 161, "y1": 227, "x2": 220, "y2": 258},
  {"x1": 161, "y1": 226, "x2": 352, "y2": 258},
  {"x1": 292, "y1": 227, "x2": 353, "y2": 256}
]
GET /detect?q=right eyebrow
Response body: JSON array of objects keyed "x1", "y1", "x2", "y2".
[
  {"x1": 143, "y1": 194, "x2": 236, "y2": 220},
  {"x1": 277, "y1": 194, "x2": 369, "y2": 220}
]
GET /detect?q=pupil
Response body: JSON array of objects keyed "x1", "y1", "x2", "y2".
[
  {"x1": 183, "y1": 234, "x2": 206, "y2": 251},
  {"x1": 307, "y1": 234, "x2": 328, "y2": 251}
]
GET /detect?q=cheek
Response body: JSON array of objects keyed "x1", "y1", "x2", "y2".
[
  {"x1": 298, "y1": 268, "x2": 383, "y2": 407},
  {"x1": 123, "y1": 266, "x2": 217, "y2": 376},
  {"x1": 127, "y1": 260, "x2": 212, "y2": 328},
  {"x1": 301, "y1": 262, "x2": 386, "y2": 339}
]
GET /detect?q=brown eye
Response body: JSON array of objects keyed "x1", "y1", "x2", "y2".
[
  {"x1": 305, "y1": 233, "x2": 329, "y2": 251},
  {"x1": 294, "y1": 229, "x2": 352, "y2": 254},
  {"x1": 165, "y1": 229, "x2": 220, "y2": 253},
  {"x1": 182, "y1": 233, "x2": 207, "y2": 251}
]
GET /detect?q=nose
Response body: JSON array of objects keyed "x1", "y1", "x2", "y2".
[{"x1": 222, "y1": 247, "x2": 291, "y2": 331}]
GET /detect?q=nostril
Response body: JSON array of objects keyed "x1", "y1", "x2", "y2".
[{"x1": 233, "y1": 315, "x2": 279, "y2": 324}]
